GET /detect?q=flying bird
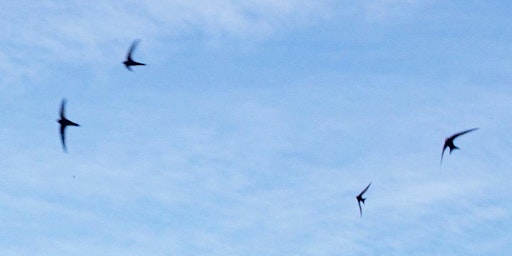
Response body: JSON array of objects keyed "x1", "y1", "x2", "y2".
[
  {"x1": 356, "y1": 182, "x2": 371, "y2": 218},
  {"x1": 440, "y1": 128, "x2": 478, "y2": 164},
  {"x1": 123, "y1": 39, "x2": 146, "y2": 71},
  {"x1": 57, "y1": 99, "x2": 80, "y2": 153}
]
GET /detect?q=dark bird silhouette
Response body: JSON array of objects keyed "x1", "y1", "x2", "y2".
[
  {"x1": 440, "y1": 128, "x2": 478, "y2": 165},
  {"x1": 356, "y1": 182, "x2": 371, "y2": 218},
  {"x1": 123, "y1": 39, "x2": 146, "y2": 71},
  {"x1": 57, "y1": 99, "x2": 79, "y2": 153}
]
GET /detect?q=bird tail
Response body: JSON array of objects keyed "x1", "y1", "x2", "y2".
[{"x1": 449, "y1": 146, "x2": 459, "y2": 154}]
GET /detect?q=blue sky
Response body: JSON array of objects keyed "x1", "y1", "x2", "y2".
[{"x1": 0, "y1": 1, "x2": 511, "y2": 255}]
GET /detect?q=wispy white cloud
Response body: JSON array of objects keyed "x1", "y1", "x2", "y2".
[
  {"x1": 0, "y1": 1, "x2": 342, "y2": 90},
  {"x1": 1, "y1": 77, "x2": 512, "y2": 255}
]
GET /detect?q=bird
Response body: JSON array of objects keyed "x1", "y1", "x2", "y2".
[
  {"x1": 356, "y1": 182, "x2": 371, "y2": 218},
  {"x1": 57, "y1": 99, "x2": 80, "y2": 153},
  {"x1": 440, "y1": 128, "x2": 478, "y2": 165},
  {"x1": 123, "y1": 39, "x2": 146, "y2": 71}
]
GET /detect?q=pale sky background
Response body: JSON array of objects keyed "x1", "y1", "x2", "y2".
[{"x1": 0, "y1": 1, "x2": 511, "y2": 255}]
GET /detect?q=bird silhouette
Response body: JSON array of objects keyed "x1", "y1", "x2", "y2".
[
  {"x1": 356, "y1": 182, "x2": 371, "y2": 218},
  {"x1": 440, "y1": 128, "x2": 478, "y2": 165},
  {"x1": 123, "y1": 39, "x2": 146, "y2": 71},
  {"x1": 57, "y1": 99, "x2": 79, "y2": 153}
]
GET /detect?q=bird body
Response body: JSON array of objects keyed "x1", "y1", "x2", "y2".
[
  {"x1": 123, "y1": 39, "x2": 146, "y2": 71},
  {"x1": 356, "y1": 182, "x2": 371, "y2": 218},
  {"x1": 441, "y1": 128, "x2": 478, "y2": 164},
  {"x1": 57, "y1": 99, "x2": 79, "y2": 152}
]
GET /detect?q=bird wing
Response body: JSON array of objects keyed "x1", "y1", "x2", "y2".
[
  {"x1": 60, "y1": 125, "x2": 67, "y2": 153},
  {"x1": 449, "y1": 128, "x2": 478, "y2": 140},
  {"x1": 440, "y1": 143, "x2": 448, "y2": 165},
  {"x1": 357, "y1": 200, "x2": 363, "y2": 217},
  {"x1": 126, "y1": 39, "x2": 141, "y2": 61},
  {"x1": 359, "y1": 182, "x2": 371, "y2": 197},
  {"x1": 60, "y1": 99, "x2": 66, "y2": 118}
]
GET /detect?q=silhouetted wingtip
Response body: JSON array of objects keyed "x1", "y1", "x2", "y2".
[{"x1": 360, "y1": 182, "x2": 371, "y2": 195}]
